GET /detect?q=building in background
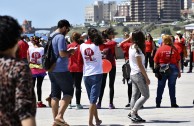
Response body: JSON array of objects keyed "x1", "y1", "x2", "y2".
[
  {"x1": 113, "y1": 0, "x2": 130, "y2": 22},
  {"x1": 158, "y1": 0, "x2": 181, "y2": 22},
  {"x1": 130, "y1": 0, "x2": 158, "y2": 22}
]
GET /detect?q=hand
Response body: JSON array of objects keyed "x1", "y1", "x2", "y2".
[
  {"x1": 146, "y1": 78, "x2": 150, "y2": 85},
  {"x1": 178, "y1": 71, "x2": 181, "y2": 78}
]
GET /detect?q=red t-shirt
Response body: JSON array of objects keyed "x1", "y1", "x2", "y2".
[
  {"x1": 120, "y1": 40, "x2": 132, "y2": 60},
  {"x1": 18, "y1": 40, "x2": 29, "y2": 59},
  {"x1": 67, "y1": 42, "x2": 83, "y2": 72},
  {"x1": 145, "y1": 40, "x2": 153, "y2": 53},
  {"x1": 174, "y1": 37, "x2": 185, "y2": 53},
  {"x1": 154, "y1": 45, "x2": 180, "y2": 66},
  {"x1": 103, "y1": 40, "x2": 117, "y2": 67}
]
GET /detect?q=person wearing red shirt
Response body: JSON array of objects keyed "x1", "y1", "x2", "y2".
[
  {"x1": 96, "y1": 27, "x2": 117, "y2": 109},
  {"x1": 17, "y1": 35, "x2": 29, "y2": 63},
  {"x1": 145, "y1": 33, "x2": 155, "y2": 70},
  {"x1": 119, "y1": 32, "x2": 133, "y2": 108},
  {"x1": 154, "y1": 35, "x2": 181, "y2": 108},
  {"x1": 67, "y1": 32, "x2": 84, "y2": 109},
  {"x1": 174, "y1": 31, "x2": 186, "y2": 72}
]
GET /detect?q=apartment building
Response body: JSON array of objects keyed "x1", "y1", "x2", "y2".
[
  {"x1": 158, "y1": 0, "x2": 181, "y2": 22},
  {"x1": 130, "y1": 0, "x2": 158, "y2": 22},
  {"x1": 113, "y1": 0, "x2": 130, "y2": 22},
  {"x1": 85, "y1": 0, "x2": 117, "y2": 24}
]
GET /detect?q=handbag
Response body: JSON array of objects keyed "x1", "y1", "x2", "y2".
[{"x1": 159, "y1": 47, "x2": 173, "y2": 75}]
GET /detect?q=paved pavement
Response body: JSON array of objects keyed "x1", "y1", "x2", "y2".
[{"x1": 36, "y1": 59, "x2": 194, "y2": 126}]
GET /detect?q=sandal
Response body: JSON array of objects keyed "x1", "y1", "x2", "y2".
[{"x1": 54, "y1": 119, "x2": 69, "y2": 126}]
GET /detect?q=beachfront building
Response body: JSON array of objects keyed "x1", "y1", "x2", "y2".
[
  {"x1": 113, "y1": 0, "x2": 130, "y2": 22},
  {"x1": 84, "y1": 0, "x2": 117, "y2": 25},
  {"x1": 130, "y1": 0, "x2": 158, "y2": 22},
  {"x1": 158, "y1": 0, "x2": 181, "y2": 22}
]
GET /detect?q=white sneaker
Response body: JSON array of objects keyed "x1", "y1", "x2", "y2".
[{"x1": 68, "y1": 104, "x2": 72, "y2": 109}]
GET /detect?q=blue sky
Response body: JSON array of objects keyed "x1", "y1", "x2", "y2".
[{"x1": 0, "y1": 0, "x2": 122, "y2": 28}]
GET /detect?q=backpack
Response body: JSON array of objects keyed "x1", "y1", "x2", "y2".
[
  {"x1": 122, "y1": 60, "x2": 131, "y2": 84},
  {"x1": 42, "y1": 33, "x2": 60, "y2": 71}
]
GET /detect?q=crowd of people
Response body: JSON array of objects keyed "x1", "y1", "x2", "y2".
[{"x1": 0, "y1": 15, "x2": 194, "y2": 126}]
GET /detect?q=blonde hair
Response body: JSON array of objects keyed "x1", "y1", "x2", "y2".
[{"x1": 162, "y1": 35, "x2": 172, "y2": 45}]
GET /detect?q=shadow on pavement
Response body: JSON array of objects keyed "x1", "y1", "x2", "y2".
[{"x1": 146, "y1": 120, "x2": 190, "y2": 123}]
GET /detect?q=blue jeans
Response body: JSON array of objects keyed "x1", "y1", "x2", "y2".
[
  {"x1": 156, "y1": 64, "x2": 179, "y2": 105},
  {"x1": 84, "y1": 74, "x2": 102, "y2": 104}
]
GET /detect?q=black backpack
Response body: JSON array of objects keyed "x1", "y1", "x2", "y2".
[
  {"x1": 42, "y1": 33, "x2": 60, "y2": 71},
  {"x1": 122, "y1": 60, "x2": 131, "y2": 84}
]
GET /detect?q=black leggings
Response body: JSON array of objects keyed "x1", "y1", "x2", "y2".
[
  {"x1": 189, "y1": 51, "x2": 193, "y2": 71},
  {"x1": 70, "y1": 72, "x2": 83, "y2": 104},
  {"x1": 33, "y1": 76, "x2": 44, "y2": 101},
  {"x1": 127, "y1": 79, "x2": 132, "y2": 103},
  {"x1": 98, "y1": 66, "x2": 116, "y2": 104},
  {"x1": 145, "y1": 52, "x2": 154, "y2": 69}
]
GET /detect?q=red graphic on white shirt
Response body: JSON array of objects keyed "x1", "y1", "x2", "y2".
[
  {"x1": 84, "y1": 48, "x2": 94, "y2": 61},
  {"x1": 31, "y1": 52, "x2": 41, "y2": 64}
]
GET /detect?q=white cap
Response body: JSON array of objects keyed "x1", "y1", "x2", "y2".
[
  {"x1": 176, "y1": 31, "x2": 182, "y2": 34},
  {"x1": 81, "y1": 33, "x2": 87, "y2": 37}
]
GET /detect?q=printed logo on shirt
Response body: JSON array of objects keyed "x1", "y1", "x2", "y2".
[
  {"x1": 31, "y1": 52, "x2": 41, "y2": 64},
  {"x1": 84, "y1": 48, "x2": 96, "y2": 62}
]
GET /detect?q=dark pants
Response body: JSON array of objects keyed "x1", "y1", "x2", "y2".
[
  {"x1": 156, "y1": 64, "x2": 179, "y2": 105},
  {"x1": 70, "y1": 72, "x2": 83, "y2": 104},
  {"x1": 127, "y1": 79, "x2": 132, "y2": 103},
  {"x1": 98, "y1": 66, "x2": 116, "y2": 105},
  {"x1": 33, "y1": 76, "x2": 44, "y2": 101},
  {"x1": 180, "y1": 52, "x2": 184, "y2": 71},
  {"x1": 189, "y1": 51, "x2": 193, "y2": 71},
  {"x1": 145, "y1": 52, "x2": 154, "y2": 69}
]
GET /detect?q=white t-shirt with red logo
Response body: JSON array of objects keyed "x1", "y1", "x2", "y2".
[
  {"x1": 80, "y1": 42, "x2": 103, "y2": 76},
  {"x1": 28, "y1": 46, "x2": 44, "y2": 65}
]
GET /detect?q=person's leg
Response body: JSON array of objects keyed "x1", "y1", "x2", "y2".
[
  {"x1": 55, "y1": 96, "x2": 72, "y2": 121},
  {"x1": 109, "y1": 66, "x2": 116, "y2": 105},
  {"x1": 188, "y1": 52, "x2": 193, "y2": 72},
  {"x1": 74, "y1": 72, "x2": 83, "y2": 105},
  {"x1": 180, "y1": 52, "x2": 184, "y2": 72},
  {"x1": 145, "y1": 52, "x2": 149, "y2": 69},
  {"x1": 85, "y1": 74, "x2": 102, "y2": 126},
  {"x1": 156, "y1": 74, "x2": 167, "y2": 107},
  {"x1": 97, "y1": 73, "x2": 107, "y2": 106},
  {"x1": 48, "y1": 72, "x2": 62, "y2": 120},
  {"x1": 131, "y1": 73, "x2": 149, "y2": 111},
  {"x1": 32, "y1": 77, "x2": 36, "y2": 88},
  {"x1": 127, "y1": 82, "x2": 132, "y2": 104},
  {"x1": 36, "y1": 76, "x2": 44, "y2": 101},
  {"x1": 167, "y1": 65, "x2": 179, "y2": 107}
]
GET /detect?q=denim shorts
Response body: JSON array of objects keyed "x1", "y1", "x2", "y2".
[
  {"x1": 48, "y1": 71, "x2": 74, "y2": 100},
  {"x1": 84, "y1": 74, "x2": 102, "y2": 104}
]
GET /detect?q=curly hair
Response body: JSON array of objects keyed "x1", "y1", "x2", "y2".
[
  {"x1": 132, "y1": 30, "x2": 145, "y2": 55},
  {"x1": 0, "y1": 15, "x2": 22, "y2": 51},
  {"x1": 88, "y1": 28, "x2": 103, "y2": 46}
]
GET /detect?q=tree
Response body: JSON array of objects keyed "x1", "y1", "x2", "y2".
[
  {"x1": 161, "y1": 27, "x2": 172, "y2": 35},
  {"x1": 122, "y1": 26, "x2": 130, "y2": 34}
]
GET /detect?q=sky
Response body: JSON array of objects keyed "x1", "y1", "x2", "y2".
[{"x1": 0, "y1": 0, "x2": 122, "y2": 28}]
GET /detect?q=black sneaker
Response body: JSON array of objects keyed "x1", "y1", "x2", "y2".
[
  {"x1": 135, "y1": 114, "x2": 146, "y2": 122},
  {"x1": 156, "y1": 104, "x2": 160, "y2": 108},
  {"x1": 128, "y1": 113, "x2": 146, "y2": 122},
  {"x1": 125, "y1": 103, "x2": 130, "y2": 107},
  {"x1": 171, "y1": 104, "x2": 179, "y2": 108}
]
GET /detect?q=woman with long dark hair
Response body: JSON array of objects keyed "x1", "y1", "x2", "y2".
[
  {"x1": 78, "y1": 28, "x2": 116, "y2": 126},
  {"x1": 97, "y1": 27, "x2": 117, "y2": 109},
  {"x1": 27, "y1": 36, "x2": 47, "y2": 107},
  {"x1": 128, "y1": 30, "x2": 150, "y2": 122}
]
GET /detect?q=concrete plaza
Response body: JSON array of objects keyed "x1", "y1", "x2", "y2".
[{"x1": 36, "y1": 59, "x2": 194, "y2": 126}]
